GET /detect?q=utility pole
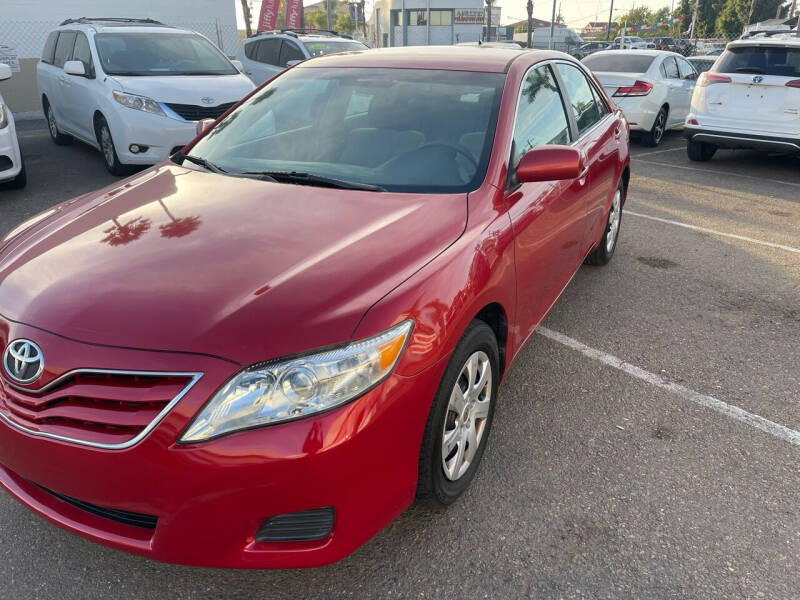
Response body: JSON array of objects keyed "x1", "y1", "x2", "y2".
[
  {"x1": 328, "y1": 0, "x2": 333, "y2": 30},
  {"x1": 485, "y1": 0, "x2": 493, "y2": 41},
  {"x1": 527, "y1": 0, "x2": 534, "y2": 47},
  {"x1": 548, "y1": 0, "x2": 556, "y2": 48},
  {"x1": 747, "y1": 0, "x2": 756, "y2": 26},
  {"x1": 241, "y1": 0, "x2": 253, "y2": 36},
  {"x1": 689, "y1": 0, "x2": 699, "y2": 39},
  {"x1": 606, "y1": 0, "x2": 614, "y2": 40}
]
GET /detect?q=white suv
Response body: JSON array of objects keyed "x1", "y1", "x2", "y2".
[
  {"x1": 685, "y1": 32, "x2": 800, "y2": 161},
  {"x1": 236, "y1": 30, "x2": 368, "y2": 86},
  {"x1": 0, "y1": 63, "x2": 25, "y2": 189},
  {"x1": 37, "y1": 18, "x2": 255, "y2": 174}
]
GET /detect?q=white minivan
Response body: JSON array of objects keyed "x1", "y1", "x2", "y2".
[
  {"x1": 0, "y1": 63, "x2": 25, "y2": 189},
  {"x1": 37, "y1": 18, "x2": 255, "y2": 174}
]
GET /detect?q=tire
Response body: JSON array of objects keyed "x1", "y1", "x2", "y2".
[
  {"x1": 417, "y1": 320, "x2": 499, "y2": 508},
  {"x1": 641, "y1": 106, "x2": 668, "y2": 147},
  {"x1": 2, "y1": 157, "x2": 27, "y2": 189},
  {"x1": 95, "y1": 116, "x2": 127, "y2": 176},
  {"x1": 44, "y1": 101, "x2": 73, "y2": 146},
  {"x1": 585, "y1": 179, "x2": 624, "y2": 266},
  {"x1": 686, "y1": 139, "x2": 716, "y2": 162}
]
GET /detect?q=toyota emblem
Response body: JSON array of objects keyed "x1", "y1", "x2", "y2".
[
  {"x1": 752, "y1": 75, "x2": 763, "y2": 84},
  {"x1": 3, "y1": 339, "x2": 45, "y2": 384},
  {"x1": 201, "y1": 97, "x2": 215, "y2": 105}
]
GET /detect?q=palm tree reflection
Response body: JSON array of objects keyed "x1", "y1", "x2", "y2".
[
  {"x1": 101, "y1": 216, "x2": 152, "y2": 247},
  {"x1": 157, "y1": 199, "x2": 202, "y2": 239}
]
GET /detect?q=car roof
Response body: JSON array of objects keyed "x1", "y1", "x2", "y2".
[
  {"x1": 729, "y1": 35, "x2": 800, "y2": 47},
  {"x1": 298, "y1": 34, "x2": 364, "y2": 43},
  {"x1": 56, "y1": 20, "x2": 189, "y2": 35},
  {"x1": 589, "y1": 49, "x2": 679, "y2": 58},
  {"x1": 295, "y1": 45, "x2": 544, "y2": 73},
  {"x1": 688, "y1": 55, "x2": 717, "y2": 60}
]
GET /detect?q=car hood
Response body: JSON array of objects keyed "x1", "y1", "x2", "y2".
[
  {"x1": 0, "y1": 166, "x2": 466, "y2": 365},
  {"x1": 110, "y1": 74, "x2": 255, "y2": 106}
]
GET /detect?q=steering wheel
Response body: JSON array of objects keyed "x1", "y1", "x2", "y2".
[{"x1": 394, "y1": 142, "x2": 480, "y2": 171}]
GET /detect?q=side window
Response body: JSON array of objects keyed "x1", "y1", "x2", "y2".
[
  {"x1": 509, "y1": 65, "x2": 571, "y2": 182},
  {"x1": 72, "y1": 32, "x2": 94, "y2": 76},
  {"x1": 244, "y1": 40, "x2": 259, "y2": 60},
  {"x1": 279, "y1": 40, "x2": 305, "y2": 67},
  {"x1": 661, "y1": 57, "x2": 679, "y2": 79},
  {"x1": 256, "y1": 38, "x2": 282, "y2": 65},
  {"x1": 53, "y1": 31, "x2": 76, "y2": 68},
  {"x1": 677, "y1": 57, "x2": 696, "y2": 79},
  {"x1": 555, "y1": 63, "x2": 604, "y2": 136},
  {"x1": 41, "y1": 31, "x2": 58, "y2": 64},
  {"x1": 590, "y1": 84, "x2": 609, "y2": 117}
]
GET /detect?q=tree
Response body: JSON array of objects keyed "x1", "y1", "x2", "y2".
[
  {"x1": 335, "y1": 12, "x2": 355, "y2": 34},
  {"x1": 715, "y1": 0, "x2": 784, "y2": 38}
]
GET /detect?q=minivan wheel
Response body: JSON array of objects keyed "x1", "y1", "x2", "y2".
[
  {"x1": 417, "y1": 320, "x2": 499, "y2": 508},
  {"x1": 642, "y1": 106, "x2": 667, "y2": 147},
  {"x1": 45, "y1": 102, "x2": 73, "y2": 146},
  {"x1": 585, "y1": 179, "x2": 624, "y2": 266},
  {"x1": 95, "y1": 116, "x2": 126, "y2": 176},
  {"x1": 687, "y1": 139, "x2": 717, "y2": 162}
]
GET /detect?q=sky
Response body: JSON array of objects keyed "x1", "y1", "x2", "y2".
[{"x1": 235, "y1": 0, "x2": 679, "y2": 30}]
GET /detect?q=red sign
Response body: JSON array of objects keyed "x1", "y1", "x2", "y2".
[
  {"x1": 286, "y1": 0, "x2": 303, "y2": 29},
  {"x1": 258, "y1": 0, "x2": 281, "y2": 31}
]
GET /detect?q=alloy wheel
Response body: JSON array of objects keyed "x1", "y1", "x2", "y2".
[
  {"x1": 100, "y1": 125, "x2": 115, "y2": 168},
  {"x1": 441, "y1": 351, "x2": 492, "y2": 481},
  {"x1": 606, "y1": 189, "x2": 622, "y2": 253},
  {"x1": 653, "y1": 111, "x2": 666, "y2": 144},
  {"x1": 47, "y1": 106, "x2": 58, "y2": 139}
]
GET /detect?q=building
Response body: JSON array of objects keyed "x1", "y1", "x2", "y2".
[
  {"x1": 370, "y1": 0, "x2": 486, "y2": 47},
  {"x1": 582, "y1": 21, "x2": 617, "y2": 36},
  {"x1": 0, "y1": 0, "x2": 239, "y2": 115}
]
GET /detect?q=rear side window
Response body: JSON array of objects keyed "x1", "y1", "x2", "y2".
[
  {"x1": 555, "y1": 63, "x2": 605, "y2": 136},
  {"x1": 661, "y1": 56, "x2": 679, "y2": 78},
  {"x1": 582, "y1": 54, "x2": 656, "y2": 73},
  {"x1": 244, "y1": 40, "x2": 260, "y2": 60},
  {"x1": 53, "y1": 31, "x2": 76, "y2": 68},
  {"x1": 716, "y1": 45, "x2": 800, "y2": 78},
  {"x1": 42, "y1": 31, "x2": 58, "y2": 64},
  {"x1": 279, "y1": 40, "x2": 305, "y2": 67},
  {"x1": 256, "y1": 38, "x2": 282, "y2": 65},
  {"x1": 677, "y1": 57, "x2": 696, "y2": 79},
  {"x1": 510, "y1": 65, "x2": 570, "y2": 175}
]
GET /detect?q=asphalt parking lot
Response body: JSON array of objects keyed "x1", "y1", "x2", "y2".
[{"x1": 1, "y1": 123, "x2": 799, "y2": 599}]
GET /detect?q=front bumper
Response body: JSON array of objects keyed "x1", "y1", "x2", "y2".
[
  {"x1": 105, "y1": 107, "x2": 198, "y2": 166},
  {"x1": 0, "y1": 320, "x2": 444, "y2": 568},
  {"x1": 0, "y1": 109, "x2": 23, "y2": 183},
  {"x1": 684, "y1": 125, "x2": 800, "y2": 153}
]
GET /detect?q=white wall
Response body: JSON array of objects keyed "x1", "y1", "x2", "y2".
[{"x1": 1, "y1": 0, "x2": 239, "y2": 58}]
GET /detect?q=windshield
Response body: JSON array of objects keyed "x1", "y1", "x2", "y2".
[
  {"x1": 95, "y1": 32, "x2": 238, "y2": 76},
  {"x1": 187, "y1": 67, "x2": 505, "y2": 193},
  {"x1": 715, "y1": 45, "x2": 800, "y2": 77},
  {"x1": 303, "y1": 40, "x2": 368, "y2": 56},
  {"x1": 583, "y1": 54, "x2": 656, "y2": 72}
]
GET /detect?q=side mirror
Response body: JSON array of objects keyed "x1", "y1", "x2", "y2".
[
  {"x1": 230, "y1": 59, "x2": 244, "y2": 72},
  {"x1": 515, "y1": 146, "x2": 584, "y2": 183},
  {"x1": 196, "y1": 118, "x2": 215, "y2": 136},
  {"x1": 686, "y1": 72, "x2": 698, "y2": 81},
  {"x1": 64, "y1": 60, "x2": 86, "y2": 76},
  {"x1": 285, "y1": 59, "x2": 303, "y2": 67},
  {"x1": 0, "y1": 63, "x2": 11, "y2": 81}
]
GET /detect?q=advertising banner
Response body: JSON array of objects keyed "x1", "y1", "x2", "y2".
[
  {"x1": 258, "y1": 0, "x2": 281, "y2": 31},
  {"x1": 286, "y1": 0, "x2": 303, "y2": 29}
]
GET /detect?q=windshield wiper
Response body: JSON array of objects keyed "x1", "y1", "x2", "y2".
[
  {"x1": 172, "y1": 152, "x2": 230, "y2": 174},
  {"x1": 241, "y1": 171, "x2": 386, "y2": 192}
]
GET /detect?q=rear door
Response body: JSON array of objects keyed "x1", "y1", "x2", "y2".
[
  {"x1": 660, "y1": 55, "x2": 686, "y2": 124},
  {"x1": 50, "y1": 31, "x2": 77, "y2": 130},
  {"x1": 711, "y1": 44, "x2": 800, "y2": 136},
  {"x1": 60, "y1": 31, "x2": 97, "y2": 142},
  {"x1": 675, "y1": 56, "x2": 698, "y2": 123},
  {"x1": 247, "y1": 38, "x2": 283, "y2": 85}
]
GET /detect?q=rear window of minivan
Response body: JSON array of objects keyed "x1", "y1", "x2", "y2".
[
  {"x1": 582, "y1": 54, "x2": 656, "y2": 73},
  {"x1": 715, "y1": 45, "x2": 800, "y2": 77}
]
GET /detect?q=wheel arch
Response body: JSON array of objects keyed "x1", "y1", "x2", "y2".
[{"x1": 473, "y1": 303, "x2": 508, "y2": 377}]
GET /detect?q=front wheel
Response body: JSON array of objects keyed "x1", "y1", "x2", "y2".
[
  {"x1": 95, "y1": 116, "x2": 126, "y2": 176},
  {"x1": 642, "y1": 106, "x2": 668, "y2": 147},
  {"x1": 416, "y1": 320, "x2": 499, "y2": 508},
  {"x1": 585, "y1": 180, "x2": 624, "y2": 266}
]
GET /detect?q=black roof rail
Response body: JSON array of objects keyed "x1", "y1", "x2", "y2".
[
  {"x1": 250, "y1": 28, "x2": 340, "y2": 38},
  {"x1": 59, "y1": 17, "x2": 165, "y2": 26}
]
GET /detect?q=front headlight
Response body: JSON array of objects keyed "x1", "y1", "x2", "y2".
[
  {"x1": 181, "y1": 320, "x2": 413, "y2": 442},
  {"x1": 0, "y1": 104, "x2": 7, "y2": 129},
  {"x1": 112, "y1": 91, "x2": 165, "y2": 116}
]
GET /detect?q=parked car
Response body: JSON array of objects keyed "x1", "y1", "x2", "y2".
[
  {"x1": 0, "y1": 64, "x2": 25, "y2": 189},
  {"x1": 687, "y1": 55, "x2": 718, "y2": 74},
  {"x1": 37, "y1": 17, "x2": 255, "y2": 175},
  {"x1": 685, "y1": 33, "x2": 800, "y2": 161},
  {"x1": 612, "y1": 36, "x2": 655, "y2": 50},
  {"x1": 0, "y1": 46, "x2": 629, "y2": 568},
  {"x1": 237, "y1": 30, "x2": 368, "y2": 85},
  {"x1": 652, "y1": 36, "x2": 680, "y2": 52},
  {"x1": 571, "y1": 41, "x2": 611, "y2": 60},
  {"x1": 583, "y1": 50, "x2": 698, "y2": 146}
]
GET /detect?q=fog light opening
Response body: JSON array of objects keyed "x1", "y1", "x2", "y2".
[
  {"x1": 255, "y1": 507, "x2": 335, "y2": 542},
  {"x1": 129, "y1": 144, "x2": 149, "y2": 154}
]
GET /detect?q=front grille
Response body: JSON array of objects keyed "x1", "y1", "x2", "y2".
[
  {"x1": 0, "y1": 371, "x2": 198, "y2": 448},
  {"x1": 165, "y1": 102, "x2": 235, "y2": 121},
  {"x1": 35, "y1": 483, "x2": 158, "y2": 529}
]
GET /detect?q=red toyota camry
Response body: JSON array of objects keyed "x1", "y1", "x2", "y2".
[{"x1": 0, "y1": 47, "x2": 629, "y2": 568}]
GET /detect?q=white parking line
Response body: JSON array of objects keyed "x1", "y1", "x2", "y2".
[
  {"x1": 537, "y1": 327, "x2": 800, "y2": 447},
  {"x1": 631, "y1": 147, "x2": 684, "y2": 157},
  {"x1": 631, "y1": 158, "x2": 800, "y2": 189},
  {"x1": 626, "y1": 210, "x2": 800, "y2": 254}
]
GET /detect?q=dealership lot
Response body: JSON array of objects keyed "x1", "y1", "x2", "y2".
[{"x1": 1, "y1": 124, "x2": 799, "y2": 597}]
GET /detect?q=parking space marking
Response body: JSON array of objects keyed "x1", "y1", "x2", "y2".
[
  {"x1": 537, "y1": 327, "x2": 800, "y2": 447},
  {"x1": 631, "y1": 147, "x2": 684, "y2": 157},
  {"x1": 626, "y1": 210, "x2": 800, "y2": 254},
  {"x1": 631, "y1": 159, "x2": 800, "y2": 189}
]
